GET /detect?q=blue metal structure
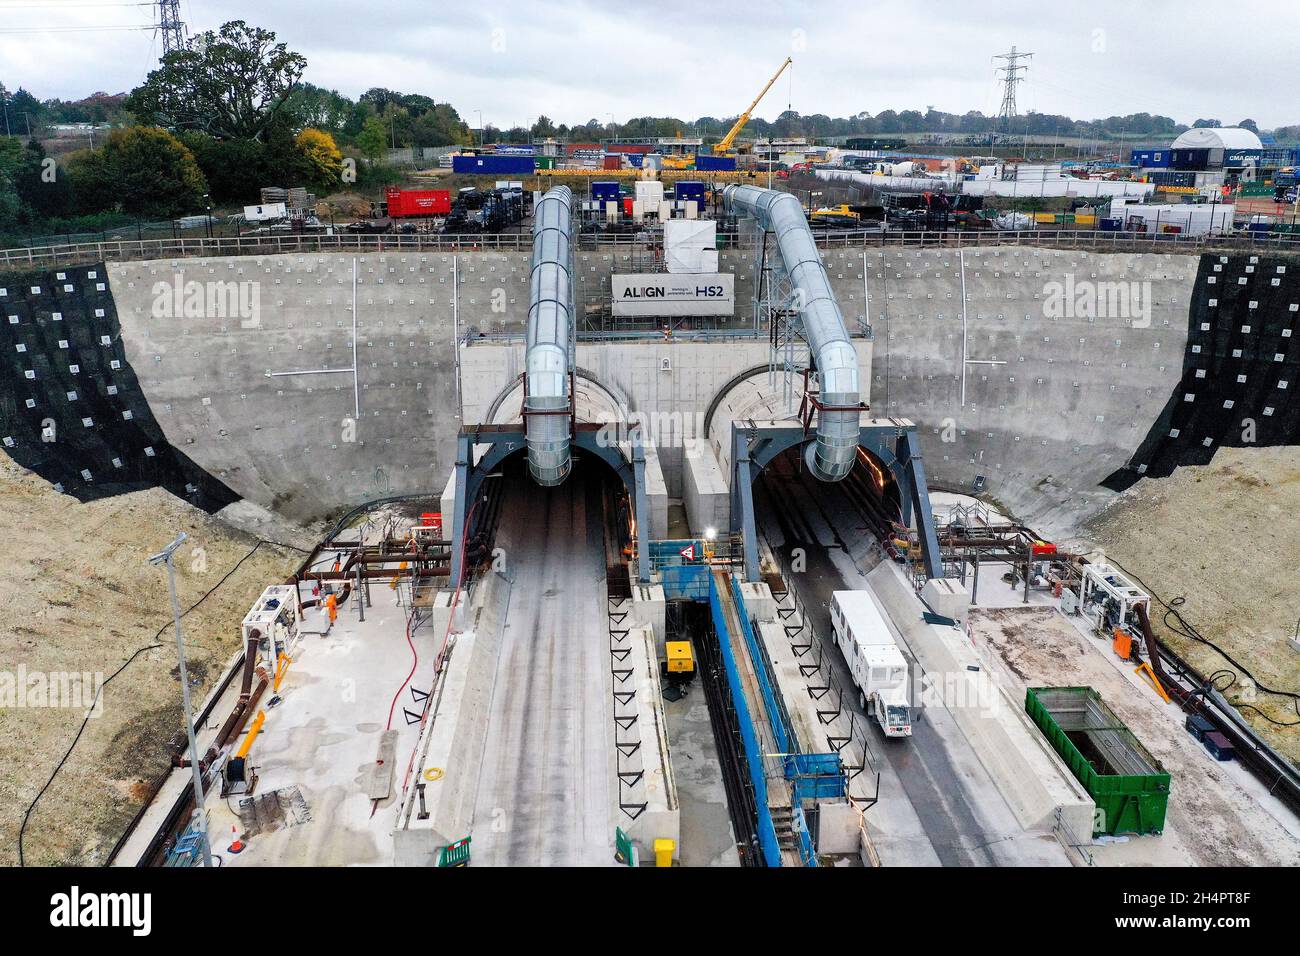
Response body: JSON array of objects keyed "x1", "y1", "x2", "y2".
[
  {"x1": 728, "y1": 421, "x2": 944, "y2": 582},
  {"x1": 707, "y1": 572, "x2": 783, "y2": 867},
  {"x1": 448, "y1": 422, "x2": 651, "y2": 587},
  {"x1": 730, "y1": 576, "x2": 844, "y2": 866}
]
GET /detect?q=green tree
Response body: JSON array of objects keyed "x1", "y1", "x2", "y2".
[
  {"x1": 356, "y1": 115, "x2": 387, "y2": 164},
  {"x1": 530, "y1": 115, "x2": 557, "y2": 138},
  {"x1": 67, "y1": 126, "x2": 208, "y2": 218},
  {"x1": 179, "y1": 131, "x2": 269, "y2": 204},
  {"x1": 125, "y1": 20, "x2": 306, "y2": 141}
]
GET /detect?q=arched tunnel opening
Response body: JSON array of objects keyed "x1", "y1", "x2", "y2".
[
  {"x1": 461, "y1": 445, "x2": 635, "y2": 597},
  {"x1": 755, "y1": 440, "x2": 906, "y2": 575}
]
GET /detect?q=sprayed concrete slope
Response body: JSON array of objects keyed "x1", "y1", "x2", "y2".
[{"x1": 100, "y1": 245, "x2": 1209, "y2": 532}]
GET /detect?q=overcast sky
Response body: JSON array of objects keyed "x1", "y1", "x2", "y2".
[{"x1": 2, "y1": 0, "x2": 1295, "y2": 129}]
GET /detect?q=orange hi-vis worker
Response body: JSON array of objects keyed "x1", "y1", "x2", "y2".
[{"x1": 325, "y1": 592, "x2": 337, "y2": 624}]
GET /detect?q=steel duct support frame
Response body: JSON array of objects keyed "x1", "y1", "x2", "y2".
[
  {"x1": 724, "y1": 184, "x2": 862, "y2": 482},
  {"x1": 525, "y1": 185, "x2": 575, "y2": 486},
  {"x1": 729, "y1": 422, "x2": 944, "y2": 582},
  {"x1": 449, "y1": 424, "x2": 651, "y2": 588}
]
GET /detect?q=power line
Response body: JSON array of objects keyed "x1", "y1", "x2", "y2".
[
  {"x1": 0, "y1": 2, "x2": 153, "y2": 7},
  {"x1": 993, "y1": 46, "x2": 1033, "y2": 129},
  {"x1": 0, "y1": 24, "x2": 153, "y2": 32}
]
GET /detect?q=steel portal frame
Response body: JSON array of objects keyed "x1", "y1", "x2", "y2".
[
  {"x1": 728, "y1": 419, "x2": 943, "y2": 582},
  {"x1": 448, "y1": 422, "x2": 650, "y2": 587}
]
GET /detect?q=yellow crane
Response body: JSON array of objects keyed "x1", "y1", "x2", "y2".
[{"x1": 712, "y1": 56, "x2": 792, "y2": 156}]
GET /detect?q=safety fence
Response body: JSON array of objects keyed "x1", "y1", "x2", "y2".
[
  {"x1": 707, "y1": 571, "x2": 783, "y2": 867},
  {"x1": 9, "y1": 225, "x2": 1300, "y2": 272}
]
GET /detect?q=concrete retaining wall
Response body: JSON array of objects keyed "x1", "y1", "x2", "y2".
[
  {"x1": 865, "y1": 247, "x2": 1198, "y2": 533},
  {"x1": 99, "y1": 245, "x2": 1212, "y2": 534},
  {"x1": 393, "y1": 570, "x2": 509, "y2": 863}
]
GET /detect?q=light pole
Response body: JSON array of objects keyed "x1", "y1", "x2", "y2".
[
  {"x1": 148, "y1": 532, "x2": 213, "y2": 867},
  {"x1": 476, "y1": 110, "x2": 483, "y2": 148}
]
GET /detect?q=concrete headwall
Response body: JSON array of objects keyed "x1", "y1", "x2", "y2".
[{"x1": 94, "y1": 245, "x2": 1225, "y2": 533}]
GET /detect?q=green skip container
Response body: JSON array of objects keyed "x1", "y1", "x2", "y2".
[{"x1": 1026, "y1": 687, "x2": 1171, "y2": 836}]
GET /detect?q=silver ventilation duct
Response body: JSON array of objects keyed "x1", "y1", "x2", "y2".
[
  {"x1": 724, "y1": 184, "x2": 861, "y2": 481},
  {"x1": 525, "y1": 185, "x2": 574, "y2": 486}
]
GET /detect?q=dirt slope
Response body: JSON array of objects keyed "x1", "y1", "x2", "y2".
[
  {"x1": 0, "y1": 458, "x2": 299, "y2": 865},
  {"x1": 1080, "y1": 446, "x2": 1300, "y2": 767}
]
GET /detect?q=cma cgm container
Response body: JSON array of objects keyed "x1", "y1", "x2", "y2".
[
  {"x1": 384, "y1": 188, "x2": 451, "y2": 217},
  {"x1": 1026, "y1": 687, "x2": 1170, "y2": 836},
  {"x1": 452, "y1": 154, "x2": 536, "y2": 175},
  {"x1": 695, "y1": 154, "x2": 737, "y2": 171}
]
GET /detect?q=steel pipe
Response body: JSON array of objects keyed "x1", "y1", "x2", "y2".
[
  {"x1": 525, "y1": 185, "x2": 575, "y2": 485},
  {"x1": 724, "y1": 184, "x2": 862, "y2": 481}
]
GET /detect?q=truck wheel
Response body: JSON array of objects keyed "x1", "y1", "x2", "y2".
[{"x1": 859, "y1": 689, "x2": 867, "y2": 712}]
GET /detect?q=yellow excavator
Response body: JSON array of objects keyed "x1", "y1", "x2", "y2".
[{"x1": 712, "y1": 56, "x2": 793, "y2": 156}]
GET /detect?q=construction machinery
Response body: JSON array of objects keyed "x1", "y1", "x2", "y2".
[
  {"x1": 711, "y1": 57, "x2": 792, "y2": 157},
  {"x1": 830, "y1": 591, "x2": 913, "y2": 738},
  {"x1": 809, "y1": 204, "x2": 862, "y2": 228}
]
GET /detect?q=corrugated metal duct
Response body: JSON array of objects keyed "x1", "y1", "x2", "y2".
[
  {"x1": 724, "y1": 184, "x2": 861, "y2": 480},
  {"x1": 525, "y1": 185, "x2": 574, "y2": 485}
]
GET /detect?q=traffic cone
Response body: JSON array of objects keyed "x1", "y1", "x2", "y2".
[{"x1": 228, "y1": 825, "x2": 244, "y2": 854}]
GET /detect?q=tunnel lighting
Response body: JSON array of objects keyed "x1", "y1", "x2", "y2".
[{"x1": 704, "y1": 526, "x2": 717, "y2": 541}]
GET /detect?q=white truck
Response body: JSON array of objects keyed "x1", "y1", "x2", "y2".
[{"x1": 830, "y1": 590, "x2": 912, "y2": 738}]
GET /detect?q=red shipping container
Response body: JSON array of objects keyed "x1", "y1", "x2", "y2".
[
  {"x1": 385, "y1": 187, "x2": 451, "y2": 217},
  {"x1": 603, "y1": 155, "x2": 622, "y2": 170}
]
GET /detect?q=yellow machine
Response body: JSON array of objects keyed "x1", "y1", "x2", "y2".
[
  {"x1": 665, "y1": 641, "x2": 695, "y2": 675},
  {"x1": 712, "y1": 56, "x2": 793, "y2": 156},
  {"x1": 810, "y1": 204, "x2": 861, "y2": 227}
]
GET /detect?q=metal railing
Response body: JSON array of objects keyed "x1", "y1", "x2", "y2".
[
  {"x1": 765, "y1": 552, "x2": 883, "y2": 809},
  {"x1": 10, "y1": 225, "x2": 1300, "y2": 272}
]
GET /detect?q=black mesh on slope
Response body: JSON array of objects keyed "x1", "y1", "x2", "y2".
[
  {"x1": 0, "y1": 264, "x2": 238, "y2": 511},
  {"x1": 1104, "y1": 252, "x2": 1300, "y2": 491}
]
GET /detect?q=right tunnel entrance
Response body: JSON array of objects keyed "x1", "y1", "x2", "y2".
[{"x1": 756, "y1": 441, "x2": 907, "y2": 569}]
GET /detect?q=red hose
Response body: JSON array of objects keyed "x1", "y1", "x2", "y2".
[
  {"x1": 384, "y1": 610, "x2": 419, "y2": 732},
  {"x1": 395, "y1": 495, "x2": 482, "y2": 797}
]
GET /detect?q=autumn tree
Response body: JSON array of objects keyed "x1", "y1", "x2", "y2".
[{"x1": 125, "y1": 20, "x2": 306, "y2": 141}]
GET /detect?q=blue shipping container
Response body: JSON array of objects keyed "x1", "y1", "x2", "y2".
[
  {"x1": 591, "y1": 181, "x2": 620, "y2": 202},
  {"x1": 452, "y1": 155, "x2": 536, "y2": 175},
  {"x1": 1130, "y1": 149, "x2": 1170, "y2": 168},
  {"x1": 675, "y1": 181, "x2": 705, "y2": 202},
  {"x1": 1170, "y1": 148, "x2": 1210, "y2": 170},
  {"x1": 695, "y1": 154, "x2": 736, "y2": 171}
]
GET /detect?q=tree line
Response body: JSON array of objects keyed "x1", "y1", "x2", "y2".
[{"x1": 2, "y1": 17, "x2": 1296, "y2": 246}]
